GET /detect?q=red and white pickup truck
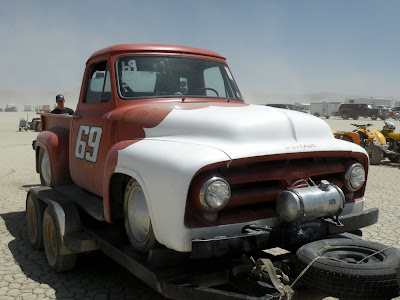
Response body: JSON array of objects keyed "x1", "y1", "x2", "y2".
[{"x1": 34, "y1": 44, "x2": 378, "y2": 259}]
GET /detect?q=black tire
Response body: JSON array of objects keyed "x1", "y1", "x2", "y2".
[
  {"x1": 388, "y1": 154, "x2": 400, "y2": 163},
  {"x1": 124, "y1": 179, "x2": 158, "y2": 253},
  {"x1": 352, "y1": 115, "x2": 359, "y2": 120},
  {"x1": 342, "y1": 112, "x2": 349, "y2": 120},
  {"x1": 26, "y1": 194, "x2": 46, "y2": 249},
  {"x1": 296, "y1": 239, "x2": 400, "y2": 299},
  {"x1": 43, "y1": 207, "x2": 77, "y2": 272},
  {"x1": 325, "y1": 116, "x2": 329, "y2": 119},
  {"x1": 371, "y1": 114, "x2": 378, "y2": 120},
  {"x1": 313, "y1": 113, "x2": 320, "y2": 117},
  {"x1": 365, "y1": 145, "x2": 383, "y2": 165}
]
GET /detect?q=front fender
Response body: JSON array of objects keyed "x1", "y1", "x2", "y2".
[
  {"x1": 370, "y1": 130, "x2": 387, "y2": 145},
  {"x1": 110, "y1": 139, "x2": 231, "y2": 252},
  {"x1": 35, "y1": 128, "x2": 72, "y2": 186}
]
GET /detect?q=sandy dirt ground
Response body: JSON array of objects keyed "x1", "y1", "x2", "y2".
[{"x1": 0, "y1": 112, "x2": 399, "y2": 299}]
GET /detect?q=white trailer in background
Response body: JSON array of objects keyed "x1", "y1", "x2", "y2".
[
  {"x1": 24, "y1": 104, "x2": 32, "y2": 111},
  {"x1": 345, "y1": 97, "x2": 395, "y2": 107},
  {"x1": 310, "y1": 102, "x2": 342, "y2": 119}
]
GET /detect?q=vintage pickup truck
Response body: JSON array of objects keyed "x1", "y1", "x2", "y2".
[{"x1": 33, "y1": 44, "x2": 378, "y2": 259}]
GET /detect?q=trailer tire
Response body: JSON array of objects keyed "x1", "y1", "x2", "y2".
[
  {"x1": 296, "y1": 239, "x2": 400, "y2": 300},
  {"x1": 365, "y1": 145, "x2": 382, "y2": 165},
  {"x1": 325, "y1": 116, "x2": 329, "y2": 119},
  {"x1": 313, "y1": 113, "x2": 320, "y2": 117},
  {"x1": 124, "y1": 179, "x2": 158, "y2": 254},
  {"x1": 26, "y1": 194, "x2": 46, "y2": 249},
  {"x1": 39, "y1": 148, "x2": 52, "y2": 187},
  {"x1": 43, "y1": 206, "x2": 77, "y2": 272}
]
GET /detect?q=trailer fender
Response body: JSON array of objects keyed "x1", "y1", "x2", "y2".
[
  {"x1": 35, "y1": 128, "x2": 72, "y2": 186},
  {"x1": 28, "y1": 188, "x2": 88, "y2": 254}
]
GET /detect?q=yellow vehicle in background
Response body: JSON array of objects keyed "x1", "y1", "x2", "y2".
[
  {"x1": 380, "y1": 121, "x2": 400, "y2": 163},
  {"x1": 333, "y1": 123, "x2": 387, "y2": 165}
]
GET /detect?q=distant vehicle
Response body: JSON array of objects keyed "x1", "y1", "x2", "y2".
[
  {"x1": 5, "y1": 104, "x2": 17, "y2": 112},
  {"x1": 266, "y1": 103, "x2": 308, "y2": 113},
  {"x1": 310, "y1": 102, "x2": 341, "y2": 119},
  {"x1": 388, "y1": 106, "x2": 400, "y2": 118},
  {"x1": 338, "y1": 103, "x2": 388, "y2": 120},
  {"x1": 0, "y1": 108, "x2": 3, "y2": 112}
]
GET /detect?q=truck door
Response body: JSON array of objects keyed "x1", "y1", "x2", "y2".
[{"x1": 70, "y1": 60, "x2": 113, "y2": 197}]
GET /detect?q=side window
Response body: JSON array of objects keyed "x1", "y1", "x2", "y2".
[{"x1": 84, "y1": 61, "x2": 111, "y2": 104}]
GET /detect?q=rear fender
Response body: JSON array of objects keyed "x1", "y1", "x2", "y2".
[
  {"x1": 35, "y1": 128, "x2": 72, "y2": 186},
  {"x1": 370, "y1": 130, "x2": 387, "y2": 145}
]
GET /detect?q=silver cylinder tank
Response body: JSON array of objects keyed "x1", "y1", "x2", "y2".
[{"x1": 276, "y1": 180, "x2": 345, "y2": 223}]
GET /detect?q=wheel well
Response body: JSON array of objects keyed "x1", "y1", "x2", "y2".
[{"x1": 109, "y1": 173, "x2": 132, "y2": 222}]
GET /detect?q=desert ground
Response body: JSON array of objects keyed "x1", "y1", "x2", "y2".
[{"x1": 0, "y1": 111, "x2": 399, "y2": 299}]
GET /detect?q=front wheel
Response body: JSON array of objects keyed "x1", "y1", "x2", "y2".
[
  {"x1": 371, "y1": 114, "x2": 378, "y2": 120},
  {"x1": 365, "y1": 145, "x2": 383, "y2": 165},
  {"x1": 296, "y1": 239, "x2": 400, "y2": 299},
  {"x1": 342, "y1": 112, "x2": 349, "y2": 120},
  {"x1": 124, "y1": 179, "x2": 158, "y2": 253},
  {"x1": 43, "y1": 207, "x2": 77, "y2": 272}
]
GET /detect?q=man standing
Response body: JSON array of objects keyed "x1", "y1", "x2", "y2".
[{"x1": 51, "y1": 94, "x2": 74, "y2": 115}]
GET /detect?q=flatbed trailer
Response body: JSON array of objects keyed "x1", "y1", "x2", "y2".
[{"x1": 26, "y1": 186, "x2": 289, "y2": 300}]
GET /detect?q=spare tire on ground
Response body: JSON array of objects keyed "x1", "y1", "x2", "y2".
[{"x1": 295, "y1": 238, "x2": 400, "y2": 300}]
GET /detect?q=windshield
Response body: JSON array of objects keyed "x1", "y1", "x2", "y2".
[{"x1": 115, "y1": 56, "x2": 243, "y2": 101}]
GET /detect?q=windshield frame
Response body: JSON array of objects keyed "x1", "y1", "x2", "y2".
[{"x1": 114, "y1": 55, "x2": 243, "y2": 101}]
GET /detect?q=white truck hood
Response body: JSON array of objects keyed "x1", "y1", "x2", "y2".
[{"x1": 143, "y1": 104, "x2": 366, "y2": 160}]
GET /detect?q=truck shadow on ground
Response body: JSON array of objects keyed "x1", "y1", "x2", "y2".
[{"x1": 1, "y1": 211, "x2": 164, "y2": 299}]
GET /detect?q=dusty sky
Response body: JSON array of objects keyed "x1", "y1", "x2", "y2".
[{"x1": 1, "y1": 0, "x2": 399, "y2": 98}]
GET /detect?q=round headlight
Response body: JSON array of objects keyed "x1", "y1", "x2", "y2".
[
  {"x1": 345, "y1": 163, "x2": 365, "y2": 191},
  {"x1": 200, "y1": 177, "x2": 231, "y2": 211}
]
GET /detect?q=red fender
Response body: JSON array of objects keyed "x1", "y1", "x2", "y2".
[{"x1": 35, "y1": 128, "x2": 72, "y2": 187}]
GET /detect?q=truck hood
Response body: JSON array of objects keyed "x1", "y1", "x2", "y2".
[{"x1": 125, "y1": 103, "x2": 366, "y2": 160}]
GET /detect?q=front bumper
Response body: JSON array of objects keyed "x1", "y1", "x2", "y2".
[{"x1": 191, "y1": 207, "x2": 379, "y2": 259}]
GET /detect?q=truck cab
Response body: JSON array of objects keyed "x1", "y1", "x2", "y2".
[{"x1": 34, "y1": 44, "x2": 378, "y2": 257}]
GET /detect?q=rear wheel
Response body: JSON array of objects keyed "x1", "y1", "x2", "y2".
[
  {"x1": 371, "y1": 114, "x2": 378, "y2": 120},
  {"x1": 124, "y1": 179, "x2": 158, "y2": 253},
  {"x1": 388, "y1": 154, "x2": 400, "y2": 163},
  {"x1": 39, "y1": 148, "x2": 52, "y2": 187},
  {"x1": 26, "y1": 194, "x2": 46, "y2": 249},
  {"x1": 296, "y1": 239, "x2": 400, "y2": 300},
  {"x1": 43, "y1": 207, "x2": 77, "y2": 272},
  {"x1": 352, "y1": 115, "x2": 359, "y2": 120},
  {"x1": 342, "y1": 112, "x2": 349, "y2": 120},
  {"x1": 365, "y1": 145, "x2": 382, "y2": 165}
]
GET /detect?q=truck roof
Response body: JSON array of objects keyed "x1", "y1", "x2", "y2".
[{"x1": 88, "y1": 44, "x2": 226, "y2": 61}]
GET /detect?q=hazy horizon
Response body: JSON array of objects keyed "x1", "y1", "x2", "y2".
[{"x1": 1, "y1": 1, "x2": 399, "y2": 104}]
